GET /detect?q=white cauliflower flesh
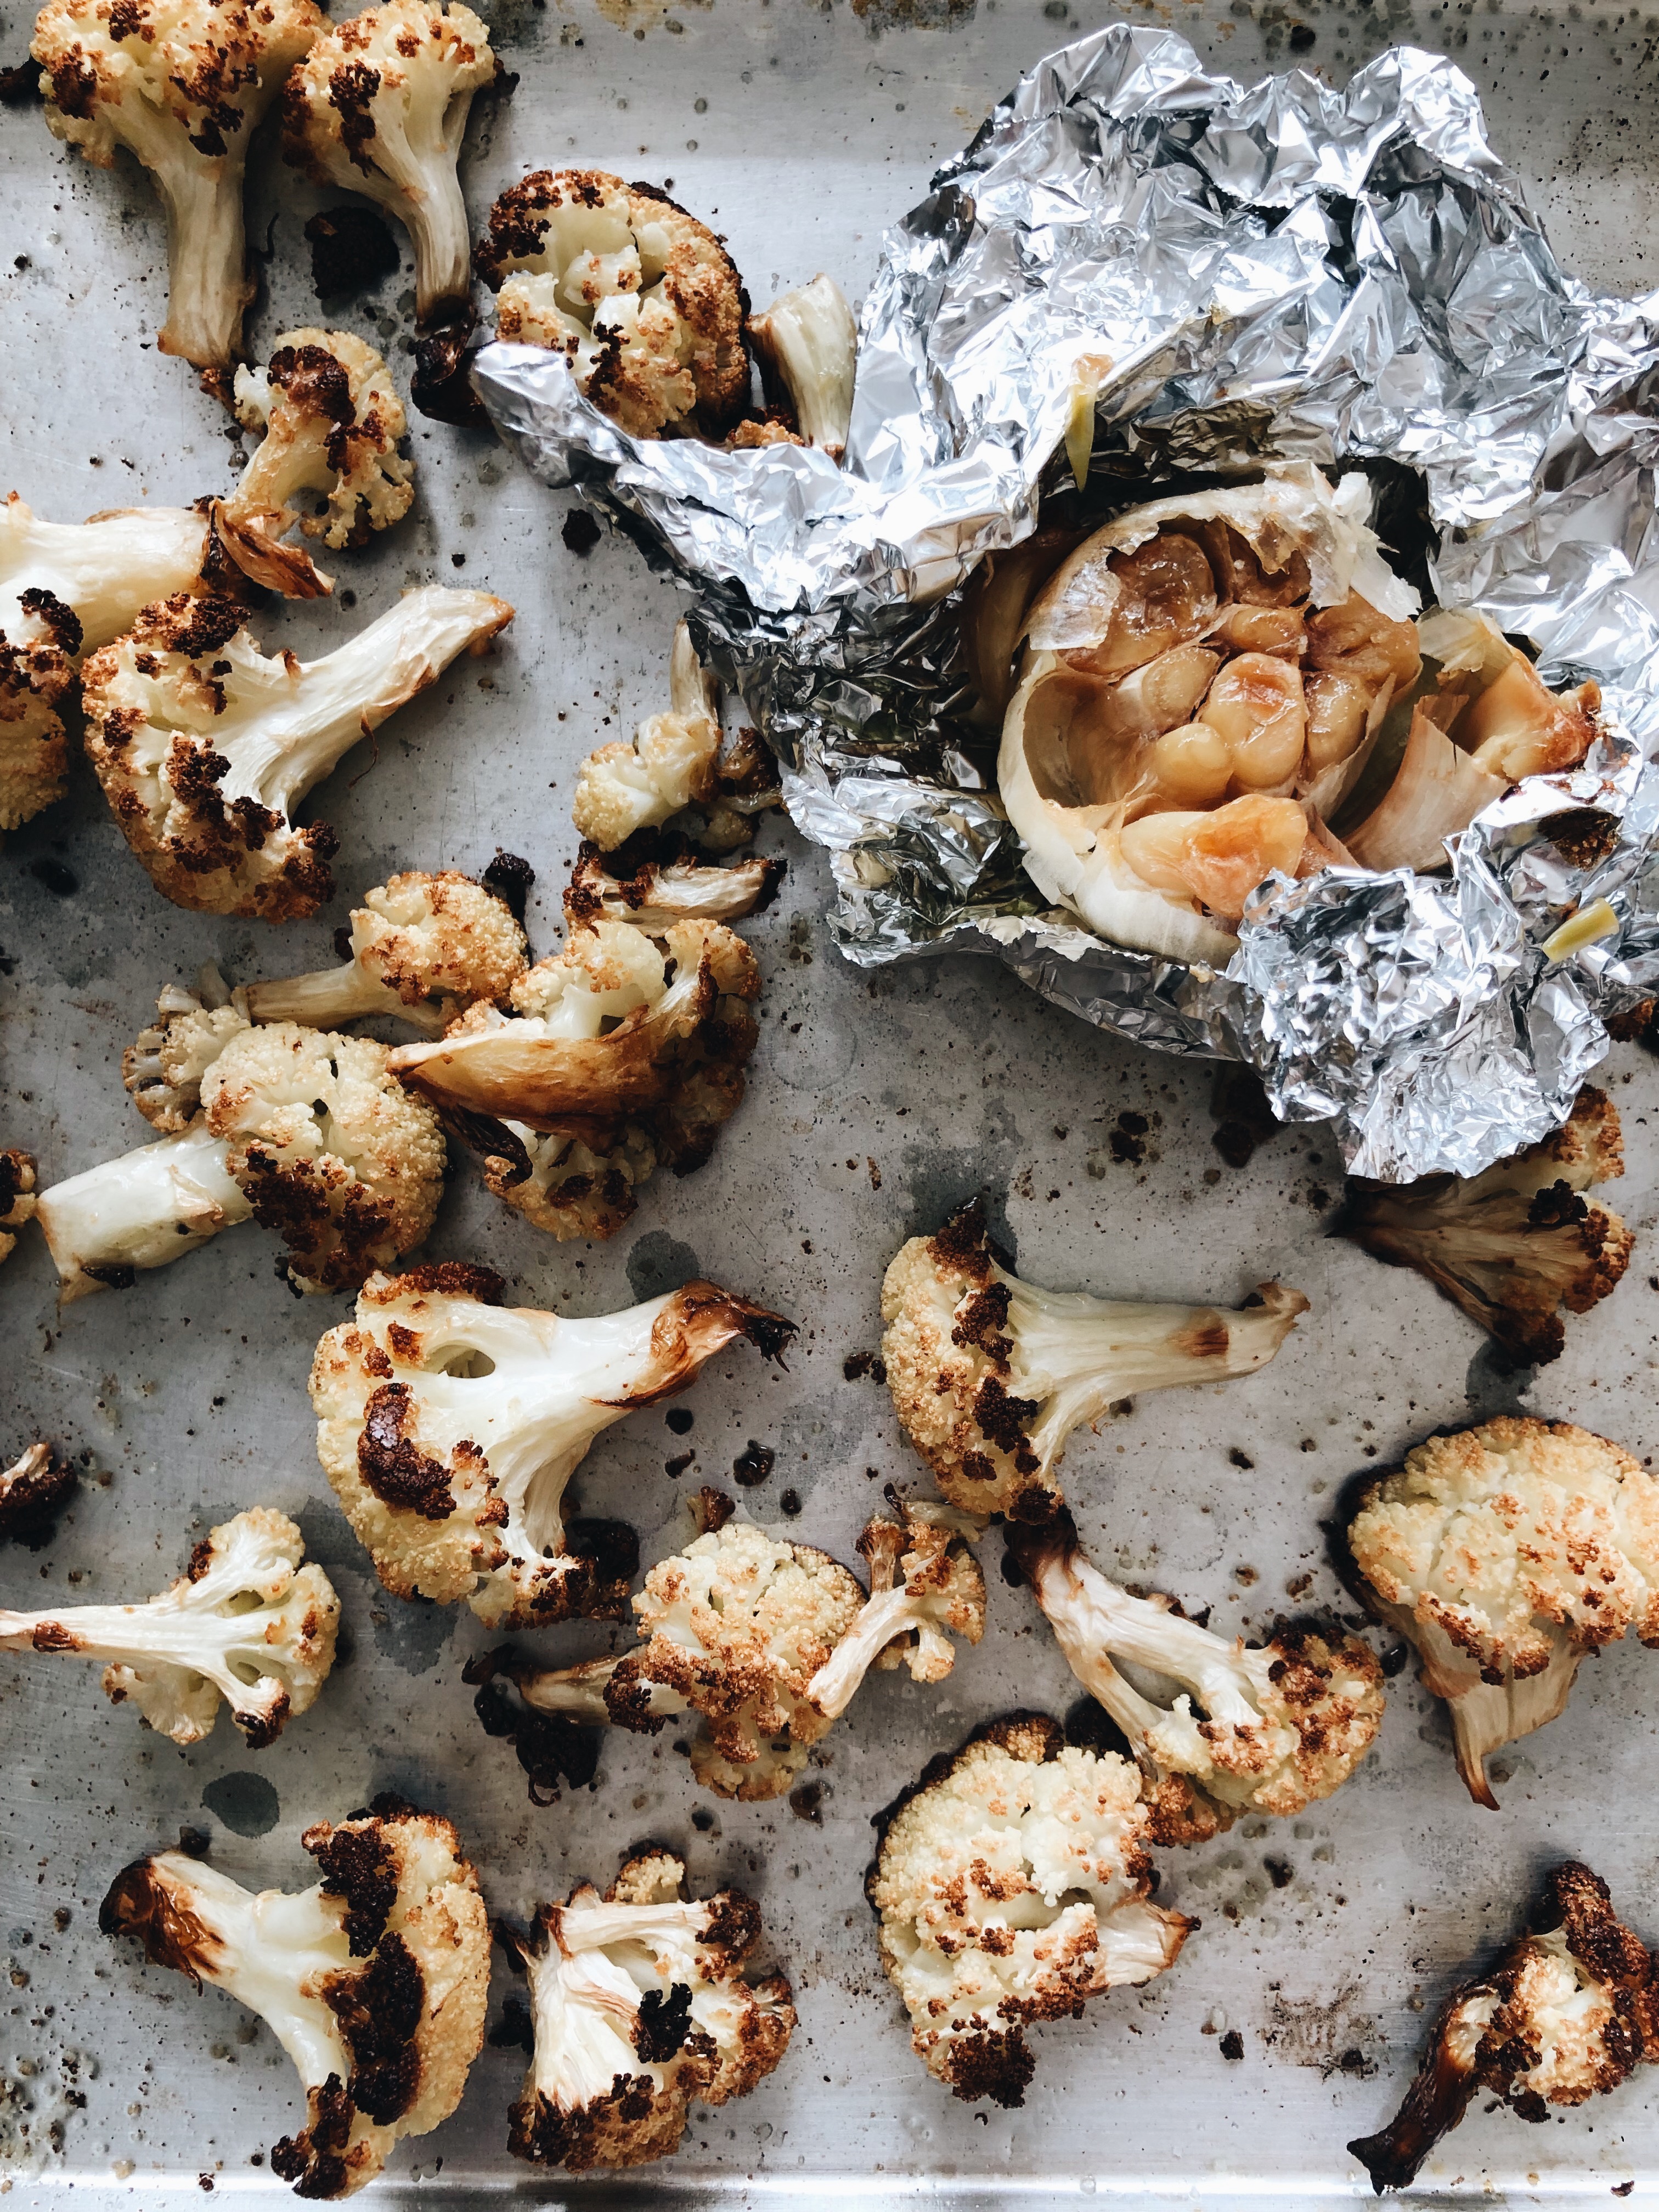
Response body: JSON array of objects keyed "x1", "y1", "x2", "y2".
[
  {"x1": 245, "y1": 869, "x2": 528, "y2": 1035},
  {"x1": 101, "y1": 1798, "x2": 489, "y2": 2197},
  {"x1": 1348, "y1": 1861, "x2": 1659, "y2": 2193},
  {"x1": 390, "y1": 915, "x2": 760, "y2": 1240},
  {"x1": 32, "y1": 0, "x2": 324, "y2": 369},
  {"x1": 0, "y1": 1507, "x2": 337, "y2": 1746},
  {"x1": 41, "y1": 1013, "x2": 446, "y2": 1300},
  {"x1": 478, "y1": 170, "x2": 751, "y2": 440},
  {"x1": 229, "y1": 329, "x2": 415, "y2": 558},
  {"x1": 0, "y1": 1148, "x2": 37, "y2": 1266},
  {"x1": 35, "y1": 1118, "x2": 255, "y2": 1302},
  {"x1": 1348, "y1": 1416, "x2": 1659, "y2": 1808},
  {"x1": 869, "y1": 1715, "x2": 1192, "y2": 2107},
  {"x1": 309, "y1": 1262, "x2": 794, "y2": 1626},
  {"x1": 501, "y1": 1850, "x2": 795, "y2": 2173},
  {"x1": 881, "y1": 1196, "x2": 1307, "y2": 1520},
  {"x1": 805, "y1": 1502, "x2": 987, "y2": 1721},
  {"x1": 123, "y1": 970, "x2": 250, "y2": 1131},
  {"x1": 1340, "y1": 1085, "x2": 1633, "y2": 1367},
  {"x1": 749, "y1": 274, "x2": 857, "y2": 456},
  {"x1": 477, "y1": 1510, "x2": 866, "y2": 1801},
  {"x1": 81, "y1": 586, "x2": 513, "y2": 919},
  {"x1": 0, "y1": 491, "x2": 309, "y2": 830},
  {"x1": 1007, "y1": 1509, "x2": 1384, "y2": 1842},
  {"x1": 564, "y1": 840, "x2": 784, "y2": 931},
  {"x1": 281, "y1": 0, "x2": 498, "y2": 324}
]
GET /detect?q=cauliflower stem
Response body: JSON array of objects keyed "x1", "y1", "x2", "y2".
[{"x1": 0, "y1": 1508, "x2": 337, "y2": 1745}]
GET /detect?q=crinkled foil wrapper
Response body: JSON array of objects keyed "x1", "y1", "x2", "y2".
[{"x1": 473, "y1": 27, "x2": 1659, "y2": 1181}]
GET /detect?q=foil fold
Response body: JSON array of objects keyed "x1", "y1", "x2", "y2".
[{"x1": 473, "y1": 25, "x2": 1659, "y2": 1181}]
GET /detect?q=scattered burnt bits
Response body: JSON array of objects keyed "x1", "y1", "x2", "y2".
[
  {"x1": 666, "y1": 1408, "x2": 695, "y2": 1436},
  {"x1": 1210, "y1": 1066, "x2": 1279, "y2": 1170},
  {"x1": 410, "y1": 312, "x2": 488, "y2": 428},
  {"x1": 303, "y1": 206, "x2": 400, "y2": 300},
  {"x1": 1220, "y1": 2028, "x2": 1245, "y2": 2061},
  {"x1": 561, "y1": 509, "x2": 602, "y2": 556},
  {"x1": 0, "y1": 60, "x2": 42, "y2": 103},
  {"x1": 0, "y1": 1443, "x2": 75, "y2": 1548},
  {"x1": 842, "y1": 1350, "x2": 887, "y2": 1383},
  {"x1": 732, "y1": 1441, "x2": 775, "y2": 1488},
  {"x1": 481, "y1": 848, "x2": 534, "y2": 926}
]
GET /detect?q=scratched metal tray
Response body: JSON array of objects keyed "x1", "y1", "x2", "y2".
[{"x1": 4, "y1": 0, "x2": 1659, "y2": 2202}]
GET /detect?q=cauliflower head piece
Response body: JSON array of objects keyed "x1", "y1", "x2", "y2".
[
  {"x1": 101, "y1": 1795, "x2": 489, "y2": 2197},
  {"x1": 281, "y1": 0, "x2": 498, "y2": 324},
  {"x1": 231, "y1": 329, "x2": 415, "y2": 552},
  {"x1": 123, "y1": 974, "x2": 251, "y2": 1132},
  {"x1": 201, "y1": 1021, "x2": 447, "y2": 1293},
  {"x1": 0, "y1": 1149, "x2": 38, "y2": 1269},
  {"x1": 869, "y1": 1714, "x2": 1192, "y2": 2107},
  {"x1": 0, "y1": 588, "x2": 79, "y2": 829},
  {"x1": 479, "y1": 169, "x2": 751, "y2": 440},
  {"x1": 1348, "y1": 1415, "x2": 1659, "y2": 1807},
  {"x1": 501, "y1": 1849, "x2": 795, "y2": 2173},
  {"x1": 1349, "y1": 1861, "x2": 1659, "y2": 2193},
  {"x1": 32, "y1": 0, "x2": 325, "y2": 368}
]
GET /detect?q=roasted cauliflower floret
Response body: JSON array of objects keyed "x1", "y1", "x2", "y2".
[
  {"x1": 245, "y1": 868, "x2": 528, "y2": 1035},
  {"x1": 31, "y1": 0, "x2": 324, "y2": 369},
  {"x1": 881, "y1": 1197, "x2": 1307, "y2": 1520},
  {"x1": 230, "y1": 329, "x2": 415, "y2": 555},
  {"x1": 564, "y1": 837, "x2": 783, "y2": 930},
  {"x1": 1340, "y1": 1086, "x2": 1633, "y2": 1366},
  {"x1": 0, "y1": 592, "x2": 78, "y2": 829},
  {"x1": 1347, "y1": 1416, "x2": 1659, "y2": 1808},
  {"x1": 308, "y1": 1262, "x2": 793, "y2": 1626},
  {"x1": 101, "y1": 1797, "x2": 489, "y2": 2197},
  {"x1": 0, "y1": 1147, "x2": 37, "y2": 1264},
  {"x1": 749, "y1": 273, "x2": 857, "y2": 456},
  {"x1": 81, "y1": 586, "x2": 512, "y2": 919},
  {"x1": 474, "y1": 1504, "x2": 975, "y2": 1803},
  {"x1": 391, "y1": 914, "x2": 761, "y2": 1238},
  {"x1": 123, "y1": 971, "x2": 250, "y2": 1131},
  {"x1": 1007, "y1": 1509, "x2": 1384, "y2": 1843},
  {"x1": 0, "y1": 1506, "x2": 337, "y2": 1746},
  {"x1": 201, "y1": 1021, "x2": 447, "y2": 1293},
  {"x1": 478, "y1": 169, "x2": 750, "y2": 439},
  {"x1": 500, "y1": 1849, "x2": 795, "y2": 2174},
  {"x1": 281, "y1": 0, "x2": 496, "y2": 325},
  {"x1": 869, "y1": 1715, "x2": 1192, "y2": 2108},
  {"x1": 1349, "y1": 1861, "x2": 1659, "y2": 2193},
  {"x1": 0, "y1": 1442, "x2": 75, "y2": 1546}
]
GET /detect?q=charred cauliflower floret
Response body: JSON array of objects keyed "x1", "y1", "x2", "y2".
[
  {"x1": 0, "y1": 490, "x2": 329, "y2": 831},
  {"x1": 32, "y1": 0, "x2": 324, "y2": 369},
  {"x1": 229, "y1": 329, "x2": 415, "y2": 562},
  {"x1": 101, "y1": 1796, "x2": 489, "y2": 2197},
  {"x1": 476, "y1": 1499, "x2": 983, "y2": 1802},
  {"x1": 246, "y1": 869, "x2": 528, "y2": 1035},
  {"x1": 1347, "y1": 1417, "x2": 1659, "y2": 1808},
  {"x1": 500, "y1": 1849, "x2": 795, "y2": 2174},
  {"x1": 0, "y1": 1507, "x2": 337, "y2": 1746},
  {"x1": 749, "y1": 273, "x2": 857, "y2": 457},
  {"x1": 81, "y1": 586, "x2": 512, "y2": 919},
  {"x1": 565, "y1": 837, "x2": 783, "y2": 930},
  {"x1": 1349, "y1": 1861, "x2": 1659, "y2": 2193},
  {"x1": 391, "y1": 913, "x2": 760, "y2": 1240},
  {"x1": 281, "y1": 0, "x2": 497, "y2": 325},
  {"x1": 869, "y1": 1715, "x2": 1192, "y2": 2108},
  {"x1": 0, "y1": 1148, "x2": 37, "y2": 1263},
  {"x1": 41, "y1": 1010, "x2": 445, "y2": 1298},
  {"x1": 123, "y1": 970, "x2": 249, "y2": 1131},
  {"x1": 1340, "y1": 1087, "x2": 1633, "y2": 1366},
  {"x1": 309, "y1": 1262, "x2": 793, "y2": 1627},
  {"x1": 478, "y1": 168, "x2": 750, "y2": 440},
  {"x1": 201, "y1": 1022, "x2": 448, "y2": 1293},
  {"x1": 881, "y1": 1197, "x2": 1308, "y2": 1520},
  {"x1": 1006, "y1": 1509, "x2": 1384, "y2": 1844},
  {"x1": 0, "y1": 1442, "x2": 75, "y2": 1546}
]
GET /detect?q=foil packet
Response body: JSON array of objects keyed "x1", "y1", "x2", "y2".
[{"x1": 472, "y1": 26, "x2": 1659, "y2": 1180}]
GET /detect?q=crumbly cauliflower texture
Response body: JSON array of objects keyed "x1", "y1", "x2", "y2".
[
  {"x1": 201, "y1": 1022, "x2": 447, "y2": 1293},
  {"x1": 0, "y1": 1148, "x2": 38, "y2": 1265},
  {"x1": 32, "y1": 0, "x2": 325, "y2": 368},
  {"x1": 100, "y1": 1796, "x2": 489, "y2": 2197},
  {"x1": 479, "y1": 170, "x2": 751, "y2": 439},
  {"x1": 870, "y1": 1716, "x2": 1192, "y2": 2107},
  {"x1": 282, "y1": 0, "x2": 498, "y2": 323},
  {"x1": 232, "y1": 329, "x2": 415, "y2": 551},
  {"x1": 881, "y1": 1197, "x2": 1307, "y2": 1518},
  {"x1": 503, "y1": 1849, "x2": 795, "y2": 2173},
  {"x1": 1348, "y1": 1416, "x2": 1659, "y2": 1806},
  {"x1": 124, "y1": 978, "x2": 251, "y2": 1132}
]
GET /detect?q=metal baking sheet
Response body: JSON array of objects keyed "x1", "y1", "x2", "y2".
[{"x1": 3, "y1": 0, "x2": 1659, "y2": 2203}]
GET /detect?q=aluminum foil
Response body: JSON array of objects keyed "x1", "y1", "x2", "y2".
[{"x1": 472, "y1": 26, "x2": 1659, "y2": 1181}]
